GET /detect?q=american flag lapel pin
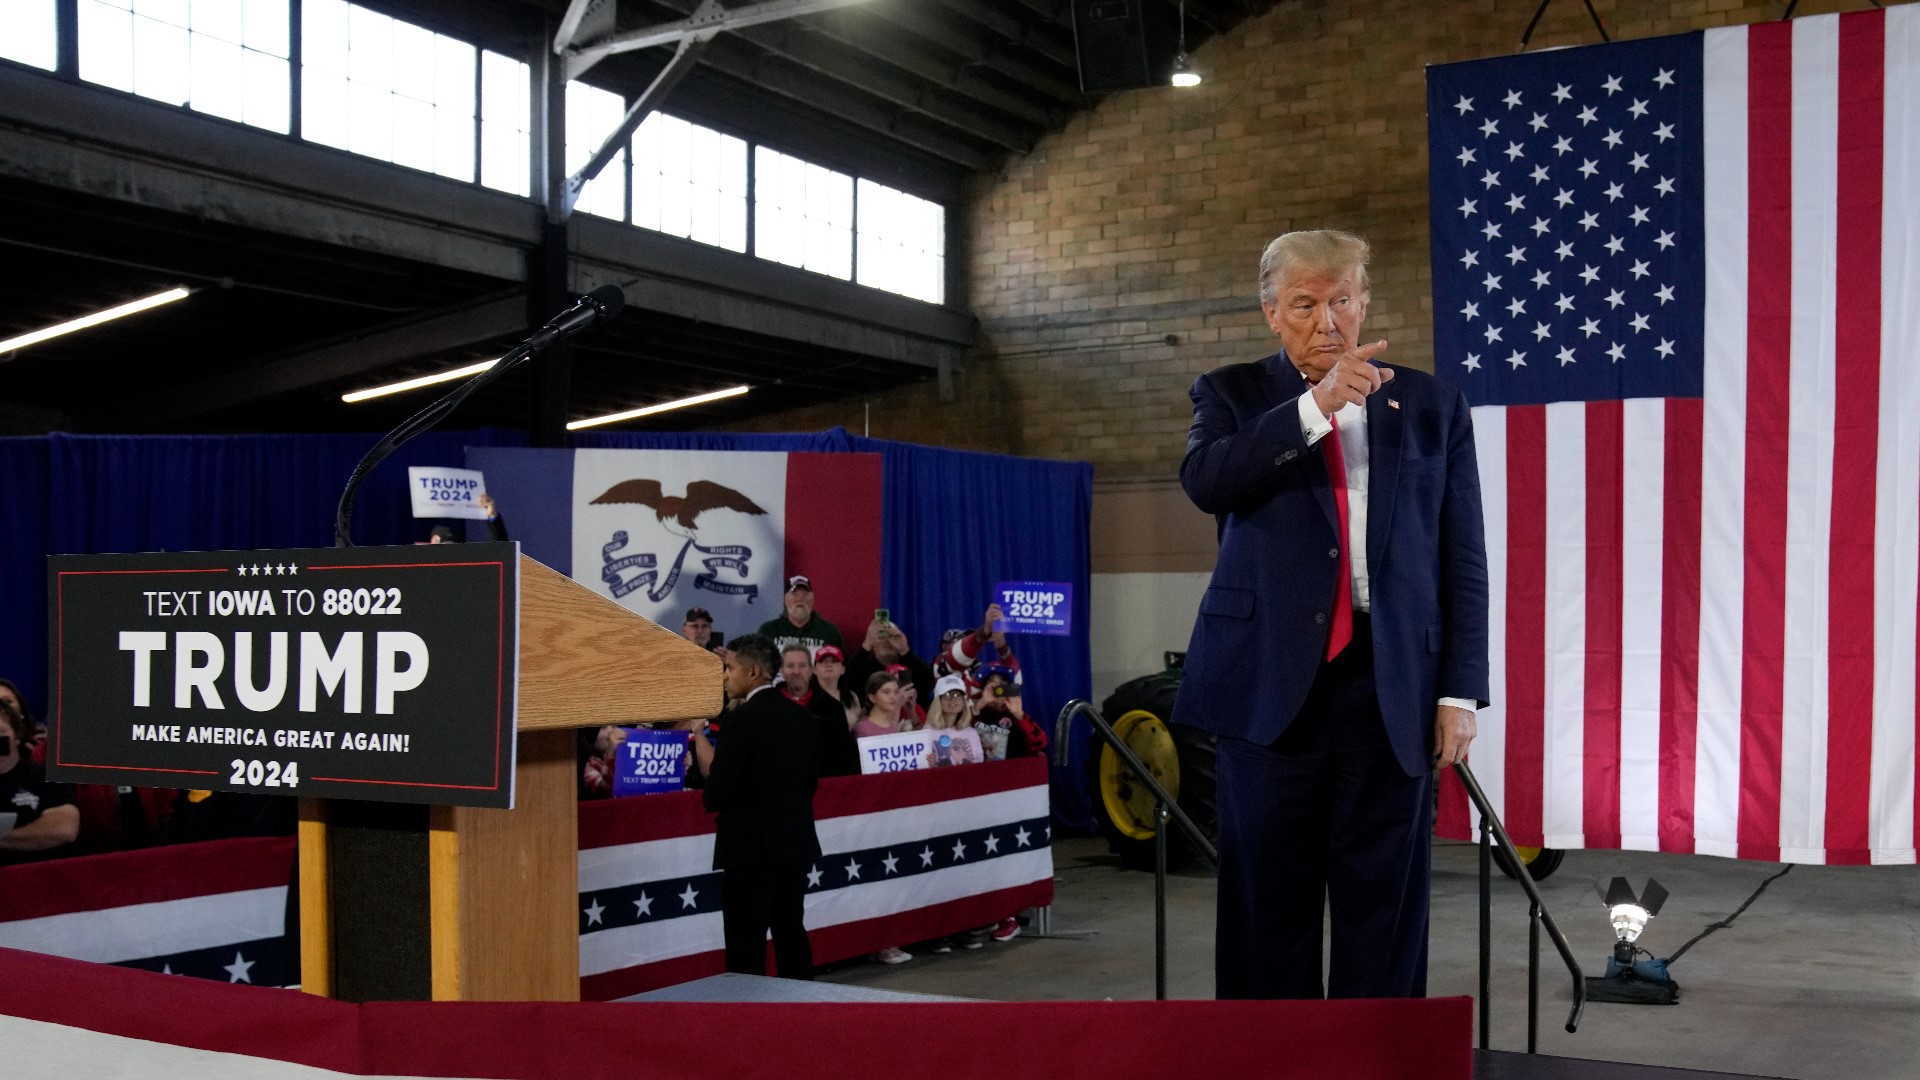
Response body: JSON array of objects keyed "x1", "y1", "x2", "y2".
[{"x1": 1387, "y1": 398, "x2": 1400, "y2": 410}]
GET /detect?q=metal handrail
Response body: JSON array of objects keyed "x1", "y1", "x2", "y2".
[{"x1": 1054, "y1": 697, "x2": 1586, "y2": 1036}]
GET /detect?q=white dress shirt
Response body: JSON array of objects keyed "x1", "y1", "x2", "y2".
[{"x1": 1296, "y1": 389, "x2": 1477, "y2": 715}]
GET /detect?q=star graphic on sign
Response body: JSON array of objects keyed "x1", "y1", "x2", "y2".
[
  {"x1": 1483, "y1": 324, "x2": 1504, "y2": 344},
  {"x1": 1580, "y1": 317, "x2": 1601, "y2": 337},
  {"x1": 1629, "y1": 206, "x2": 1650, "y2": 226},
  {"x1": 1530, "y1": 164, "x2": 1550, "y2": 184},
  {"x1": 1603, "y1": 235, "x2": 1625, "y2": 256},
  {"x1": 1607, "y1": 342, "x2": 1627, "y2": 362},
  {"x1": 1656, "y1": 339, "x2": 1676, "y2": 358},
  {"x1": 1481, "y1": 220, "x2": 1502, "y2": 240},
  {"x1": 1602, "y1": 74, "x2": 1623, "y2": 95},
  {"x1": 224, "y1": 952, "x2": 255, "y2": 984},
  {"x1": 1531, "y1": 217, "x2": 1551, "y2": 237},
  {"x1": 1554, "y1": 293, "x2": 1575, "y2": 313},
  {"x1": 1506, "y1": 296, "x2": 1527, "y2": 317},
  {"x1": 882, "y1": 852, "x2": 900, "y2": 874},
  {"x1": 1504, "y1": 140, "x2": 1525, "y2": 161},
  {"x1": 288, "y1": 565, "x2": 298, "y2": 576},
  {"x1": 237, "y1": 565, "x2": 248, "y2": 576},
  {"x1": 844, "y1": 858, "x2": 862, "y2": 880},
  {"x1": 1483, "y1": 272, "x2": 1503, "y2": 292},
  {"x1": 1506, "y1": 245, "x2": 1527, "y2": 265},
  {"x1": 951, "y1": 838, "x2": 968, "y2": 861},
  {"x1": 1655, "y1": 176, "x2": 1675, "y2": 196},
  {"x1": 1654, "y1": 122, "x2": 1675, "y2": 143},
  {"x1": 1605, "y1": 289, "x2": 1626, "y2": 308},
  {"x1": 1602, "y1": 129, "x2": 1624, "y2": 149},
  {"x1": 1577, "y1": 105, "x2": 1598, "y2": 125},
  {"x1": 1554, "y1": 188, "x2": 1575, "y2": 208},
  {"x1": 1461, "y1": 249, "x2": 1481, "y2": 268},
  {"x1": 1506, "y1": 350, "x2": 1528, "y2": 370},
  {"x1": 1629, "y1": 259, "x2": 1651, "y2": 279},
  {"x1": 583, "y1": 898, "x2": 605, "y2": 926},
  {"x1": 1578, "y1": 158, "x2": 1600, "y2": 179},
  {"x1": 1457, "y1": 146, "x2": 1477, "y2": 166},
  {"x1": 1529, "y1": 112, "x2": 1549, "y2": 132},
  {"x1": 1531, "y1": 268, "x2": 1551, "y2": 288},
  {"x1": 1603, "y1": 182, "x2": 1625, "y2": 202},
  {"x1": 278, "y1": 564, "x2": 289, "y2": 575},
  {"x1": 1503, "y1": 88, "x2": 1523, "y2": 108},
  {"x1": 1558, "y1": 346, "x2": 1577, "y2": 366},
  {"x1": 920, "y1": 847, "x2": 935, "y2": 868},
  {"x1": 807, "y1": 865, "x2": 824, "y2": 888},
  {"x1": 1015, "y1": 827, "x2": 1032, "y2": 847},
  {"x1": 1655, "y1": 283, "x2": 1676, "y2": 304},
  {"x1": 1628, "y1": 152, "x2": 1649, "y2": 173},
  {"x1": 1461, "y1": 300, "x2": 1480, "y2": 320},
  {"x1": 1579, "y1": 264, "x2": 1601, "y2": 284},
  {"x1": 635, "y1": 892, "x2": 654, "y2": 916},
  {"x1": 1481, "y1": 168, "x2": 1502, "y2": 189},
  {"x1": 1459, "y1": 197, "x2": 1479, "y2": 217},
  {"x1": 1552, "y1": 82, "x2": 1573, "y2": 103},
  {"x1": 1532, "y1": 321, "x2": 1553, "y2": 341},
  {"x1": 1455, "y1": 95, "x2": 1475, "y2": 115},
  {"x1": 1506, "y1": 192, "x2": 1526, "y2": 212},
  {"x1": 1628, "y1": 98, "x2": 1650, "y2": 119},
  {"x1": 1655, "y1": 230, "x2": 1675, "y2": 250},
  {"x1": 1654, "y1": 68, "x2": 1675, "y2": 89},
  {"x1": 1629, "y1": 312, "x2": 1651, "y2": 333},
  {"x1": 1463, "y1": 353, "x2": 1482, "y2": 372},
  {"x1": 679, "y1": 884, "x2": 699, "y2": 909},
  {"x1": 1480, "y1": 117, "x2": 1500, "y2": 137}
]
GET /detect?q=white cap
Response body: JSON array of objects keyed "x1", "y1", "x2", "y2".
[{"x1": 932, "y1": 674, "x2": 968, "y2": 698}]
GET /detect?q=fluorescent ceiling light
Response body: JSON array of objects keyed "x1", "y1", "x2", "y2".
[
  {"x1": 0, "y1": 287, "x2": 191, "y2": 355},
  {"x1": 566, "y1": 385, "x2": 750, "y2": 430},
  {"x1": 341, "y1": 359, "x2": 499, "y2": 403}
]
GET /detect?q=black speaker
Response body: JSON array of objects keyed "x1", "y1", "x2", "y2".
[{"x1": 1071, "y1": 0, "x2": 1174, "y2": 94}]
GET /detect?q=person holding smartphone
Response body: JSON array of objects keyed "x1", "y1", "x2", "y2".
[{"x1": 847, "y1": 611, "x2": 936, "y2": 713}]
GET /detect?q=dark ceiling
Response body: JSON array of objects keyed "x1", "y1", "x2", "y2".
[{"x1": 0, "y1": 0, "x2": 1281, "y2": 437}]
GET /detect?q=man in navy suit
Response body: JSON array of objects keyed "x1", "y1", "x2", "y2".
[{"x1": 1173, "y1": 229, "x2": 1489, "y2": 1000}]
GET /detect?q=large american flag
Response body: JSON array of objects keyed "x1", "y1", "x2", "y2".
[{"x1": 1428, "y1": 6, "x2": 1920, "y2": 865}]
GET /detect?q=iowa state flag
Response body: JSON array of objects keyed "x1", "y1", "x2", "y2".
[
  {"x1": 1429, "y1": 6, "x2": 1920, "y2": 865},
  {"x1": 468, "y1": 448, "x2": 882, "y2": 643}
]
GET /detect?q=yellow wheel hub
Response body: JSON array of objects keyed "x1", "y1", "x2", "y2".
[{"x1": 1099, "y1": 709, "x2": 1180, "y2": 841}]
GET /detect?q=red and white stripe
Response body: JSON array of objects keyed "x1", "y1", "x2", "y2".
[{"x1": 1449, "y1": 7, "x2": 1920, "y2": 865}]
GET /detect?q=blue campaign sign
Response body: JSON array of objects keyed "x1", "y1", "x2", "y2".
[
  {"x1": 993, "y1": 581, "x2": 1072, "y2": 636},
  {"x1": 612, "y1": 728, "x2": 690, "y2": 796}
]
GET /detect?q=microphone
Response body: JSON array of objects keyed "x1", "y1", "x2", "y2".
[{"x1": 527, "y1": 284, "x2": 626, "y2": 349}]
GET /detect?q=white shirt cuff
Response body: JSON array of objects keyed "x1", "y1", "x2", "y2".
[
  {"x1": 1437, "y1": 696, "x2": 1478, "y2": 712},
  {"x1": 1297, "y1": 390, "x2": 1334, "y2": 446}
]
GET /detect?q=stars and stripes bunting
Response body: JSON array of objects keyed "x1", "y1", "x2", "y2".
[{"x1": 1428, "y1": 5, "x2": 1920, "y2": 864}]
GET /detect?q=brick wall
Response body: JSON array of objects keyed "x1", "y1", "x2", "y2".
[{"x1": 727, "y1": 0, "x2": 1900, "y2": 480}]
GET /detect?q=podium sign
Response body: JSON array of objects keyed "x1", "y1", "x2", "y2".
[{"x1": 47, "y1": 543, "x2": 520, "y2": 809}]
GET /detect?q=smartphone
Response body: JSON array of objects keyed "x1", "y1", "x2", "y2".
[{"x1": 875, "y1": 608, "x2": 891, "y2": 625}]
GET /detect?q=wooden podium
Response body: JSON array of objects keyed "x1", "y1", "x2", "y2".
[{"x1": 295, "y1": 555, "x2": 722, "y2": 1002}]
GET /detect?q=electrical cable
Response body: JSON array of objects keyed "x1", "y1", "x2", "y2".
[{"x1": 1663, "y1": 864, "x2": 1794, "y2": 966}]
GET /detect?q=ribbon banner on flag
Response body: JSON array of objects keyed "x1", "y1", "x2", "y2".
[{"x1": 1427, "y1": 6, "x2": 1920, "y2": 865}]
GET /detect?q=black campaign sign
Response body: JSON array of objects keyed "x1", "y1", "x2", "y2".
[{"x1": 48, "y1": 543, "x2": 520, "y2": 809}]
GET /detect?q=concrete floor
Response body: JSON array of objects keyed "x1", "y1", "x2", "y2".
[{"x1": 820, "y1": 836, "x2": 1920, "y2": 1080}]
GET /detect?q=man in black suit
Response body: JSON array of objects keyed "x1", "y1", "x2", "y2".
[{"x1": 690, "y1": 633, "x2": 822, "y2": 979}]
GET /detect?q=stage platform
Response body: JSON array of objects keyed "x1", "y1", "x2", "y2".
[{"x1": 1476, "y1": 1050, "x2": 1784, "y2": 1080}]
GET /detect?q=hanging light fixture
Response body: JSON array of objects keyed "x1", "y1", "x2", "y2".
[{"x1": 1170, "y1": 0, "x2": 1200, "y2": 87}]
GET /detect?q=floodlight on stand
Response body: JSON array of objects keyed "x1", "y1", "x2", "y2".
[
  {"x1": 1586, "y1": 876, "x2": 1680, "y2": 1006},
  {"x1": 1170, "y1": 1, "x2": 1200, "y2": 87}
]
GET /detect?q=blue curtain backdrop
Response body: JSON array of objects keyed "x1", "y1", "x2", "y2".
[{"x1": 1, "y1": 427, "x2": 1096, "y2": 829}]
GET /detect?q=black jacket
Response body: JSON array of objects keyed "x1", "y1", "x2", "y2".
[
  {"x1": 702, "y1": 686, "x2": 822, "y2": 870},
  {"x1": 796, "y1": 684, "x2": 861, "y2": 778}
]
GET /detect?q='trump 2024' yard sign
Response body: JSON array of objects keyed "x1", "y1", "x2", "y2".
[{"x1": 47, "y1": 543, "x2": 520, "y2": 809}]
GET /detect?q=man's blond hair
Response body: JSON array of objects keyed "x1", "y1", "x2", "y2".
[{"x1": 1258, "y1": 230, "x2": 1371, "y2": 306}]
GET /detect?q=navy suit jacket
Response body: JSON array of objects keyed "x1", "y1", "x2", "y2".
[{"x1": 1171, "y1": 352, "x2": 1491, "y2": 777}]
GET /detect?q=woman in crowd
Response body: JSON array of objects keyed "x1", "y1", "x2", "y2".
[
  {"x1": 853, "y1": 672, "x2": 908, "y2": 738},
  {"x1": 924, "y1": 674, "x2": 974, "y2": 731},
  {"x1": 810, "y1": 645, "x2": 860, "y2": 731}
]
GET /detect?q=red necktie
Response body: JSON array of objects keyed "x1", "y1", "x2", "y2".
[{"x1": 1323, "y1": 412, "x2": 1353, "y2": 662}]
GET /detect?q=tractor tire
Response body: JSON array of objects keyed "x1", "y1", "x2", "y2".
[
  {"x1": 1093, "y1": 672, "x2": 1217, "y2": 873},
  {"x1": 1492, "y1": 844, "x2": 1566, "y2": 881}
]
